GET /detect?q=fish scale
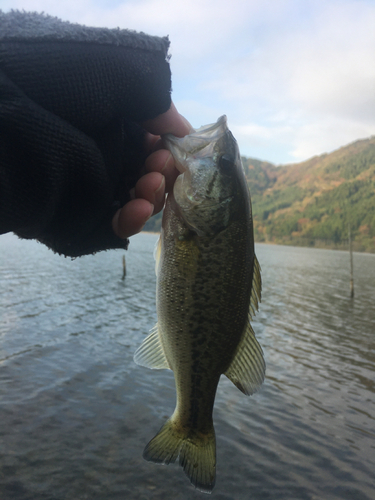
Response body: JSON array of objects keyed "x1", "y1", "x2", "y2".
[{"x1": 134, "y1": 116, "x2": 265, "y2": 493}]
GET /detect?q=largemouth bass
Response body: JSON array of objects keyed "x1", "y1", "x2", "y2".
[{"x1": 134, "y1": 116, "x2": 265, "y2": 493}]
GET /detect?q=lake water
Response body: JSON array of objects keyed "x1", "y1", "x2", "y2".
[{"x1": 0, "y1": 232, "x2": 374, "y2": 500}]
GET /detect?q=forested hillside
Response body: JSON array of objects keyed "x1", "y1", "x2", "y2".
[
  {"x1": 245, "y1": 137, "x2": 375, "y2": 252},
  {"x1": 144, "y1": 137, "x2": 375, "y2": 253}
]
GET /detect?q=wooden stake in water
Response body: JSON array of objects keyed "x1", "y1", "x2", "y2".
[
  {"x1": 122, "y1": 254, "x2": 126, "y2": 280},
  {"x1": 348, "y1": 225, "x2": 354, "y2": 298}
]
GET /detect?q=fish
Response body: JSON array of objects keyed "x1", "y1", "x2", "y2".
[{"x1": 134, "y1": 115, "x2": 265, "y2": 493}]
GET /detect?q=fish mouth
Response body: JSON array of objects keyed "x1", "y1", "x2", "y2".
[{"x1": 165, "y1": 116, "x2": 228, "y2": 175}]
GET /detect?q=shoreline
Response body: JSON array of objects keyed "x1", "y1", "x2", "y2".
[{"x1": 141, "y1": 230, "x2": 375, "y2": 254}]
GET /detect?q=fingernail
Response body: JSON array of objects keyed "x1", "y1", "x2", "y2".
[
  {"x1": 161, "y1": 153, "x2": 173, "y2": 173},
  {"x1": 139, "y1": 203, "x2": 154, "y2": 232},
  {"x1": 155, "y1": 175, "x2": 165, "y2": 195},
  {"x1": 145, "y1": 203, "x2": 154, "y2": 221},
  {"x1": 180, "y1": 115, "x2": 193, "y2": 135},
  {"x1": 112, "y1": 208, "x2": 121, "y2": 237}
]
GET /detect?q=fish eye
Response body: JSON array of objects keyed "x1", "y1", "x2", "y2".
[{"x1": 219, "y1": 154, "x2": 235, "y2": 174}]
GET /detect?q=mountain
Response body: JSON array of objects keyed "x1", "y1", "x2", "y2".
[
  {"x1": 144, "y1": 137, "x2": 375, "y2": 253},
  {"x1": 245, "y1": 137, "x2": 375, "y2": 252}
]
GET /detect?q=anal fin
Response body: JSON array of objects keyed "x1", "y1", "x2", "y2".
[{"x1": 134, "y1": 324, "x2": 170, "y2": 370}]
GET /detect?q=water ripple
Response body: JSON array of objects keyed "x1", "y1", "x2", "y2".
[{"x1": 0, "y1": 235, "x2": 374, "y2": 499}]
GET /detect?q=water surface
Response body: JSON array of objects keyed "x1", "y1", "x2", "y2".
[{"x1": 1, "y1": 233, "x2": 374, "y2": 499}]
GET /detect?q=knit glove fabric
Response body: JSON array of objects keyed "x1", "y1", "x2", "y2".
[{"x1": 0, "y1": 10, "x2": 172, "y2": 256}]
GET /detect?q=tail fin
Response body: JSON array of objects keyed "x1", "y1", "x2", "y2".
[{"x1": 143, "y1": 416, "x2": 216, "y2": 494}]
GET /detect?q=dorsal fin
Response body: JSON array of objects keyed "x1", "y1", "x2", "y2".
[{"x1": 154, "y1": 235, "x2": 162, "y2": 277}]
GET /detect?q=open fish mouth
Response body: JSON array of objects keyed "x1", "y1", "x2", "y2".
[{"x1": 165, "y1": 115, "x2": 229, "y2": 175}]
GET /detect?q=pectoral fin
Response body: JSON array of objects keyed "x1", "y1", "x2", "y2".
[
  {"x1": 134, "y1": 324, "x2": 170, "y2": 370},
  {"x1": 224, "y1": 321, "x2": 265, "y2": 396}
]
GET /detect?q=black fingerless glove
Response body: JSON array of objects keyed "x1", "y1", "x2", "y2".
[{"x1": 0, "y1": 10, "x2": 172, "y2": 256}]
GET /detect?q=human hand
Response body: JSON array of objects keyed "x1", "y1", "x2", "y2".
[{"x1": 112, "y1": 102, "x2": 191, "y2": 239}]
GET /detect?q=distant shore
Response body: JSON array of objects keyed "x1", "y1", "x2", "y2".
[{"x1": 141, "y1": 230, "x2": 374, "y2": 254}]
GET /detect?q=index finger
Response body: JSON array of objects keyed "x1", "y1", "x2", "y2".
[{"x1": 142, "y1": 102, "x2": 191, "y2": 138}]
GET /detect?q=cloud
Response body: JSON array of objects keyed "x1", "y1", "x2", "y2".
[
  {"x1": 1, "y1": 0, "x2": 375, "y2": 163},
  {"x1": 186, "y1": 0, "x2": 375, "y2": 160},
  {"x1": 289, "y1": 118, "x2": 375, "y2": 161},
  {"x1": 286, "y1": 2, "x2": 375, "y2": 124}
]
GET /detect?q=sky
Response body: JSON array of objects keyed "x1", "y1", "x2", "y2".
[{"x1": 1, "y1": 0, "x2": 375, "y2": 164}]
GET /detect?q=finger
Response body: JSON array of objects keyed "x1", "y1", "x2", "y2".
[
  {"x1": 134, "y1": 172, "x2": 166, "y2": 214},
  {"x1": 144, "y1": 149, "x2": 179, "y2": 193},
  {"x1": 143, "y1": 132, "x2": 161, "y2": 153},
  {"x1": 112, "y1": 200, "x2": 154, "y2": 239},
  {"x1": 142, "y1": 102, "x2": 191, "y2": 138}
]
